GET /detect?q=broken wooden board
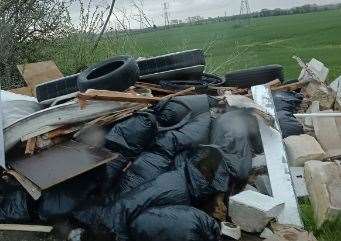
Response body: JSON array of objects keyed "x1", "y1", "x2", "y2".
[
  {"x1": 7, "y1": 170, "x2": 42, "y2": 200},
  {"x1": 311, "y1": 101, "x2": 341, "y2": 158},
  {"x1": 0, "y1": 224, "x2": 53, "y2": 233},
  {"x1": 10, "y1": 140, "x2": 119, "y2": 190},
  {"x1": 252, "y1": 84, "x2": 303, "y2": 227},
  {"x1": 17, "y1": 60, "x2": 63, "y2": 96},
  {"x1": 9, "y1": 87, "x2": 33, "y2": 96},
  {"x1": 4, "y1": 100, "x2": 140, "y2": 153}
]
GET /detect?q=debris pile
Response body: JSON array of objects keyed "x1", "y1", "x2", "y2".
[{"x1": 1, "y1": 50, "x2": 339, "y2": 240}]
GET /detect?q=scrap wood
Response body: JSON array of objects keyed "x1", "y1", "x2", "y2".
[
  {"x1": 6, "y1": 170, "x2": 42, "y2": 200},
  {"x1": 25, "y1": 137, "x2": 37, "y2": 156},
  {"x1": 74, "y1": 104, "x2": 148, "y2": 137},
  {"x1": 0, "y1": 224, "x2": 53, "y2": 233},
  {"x1": 135, "y1": 82, "x2": 176, "y2": 94},
  {"x1": 271, "y1": 81, "x2": 305, "y2": 92},
  {"x1": 78, "y1": 89, "x2": 162, "y2": 107},
  {"x1": 17, "y1": 60, "x2": 64, "y2": 96},
  {"x1": 42, "y1": 125, "x2": 81, "y2": 140},
  {"x1": 161, "y1": 86, "x2": 195, "y2": 100}
]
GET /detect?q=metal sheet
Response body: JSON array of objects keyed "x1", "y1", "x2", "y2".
[
  {"x1": 10, "y1": 140, "x2": 119, "y2": 190},
  {"x1": 252, "y1": 84, "x2": 302, "y2": 227}
]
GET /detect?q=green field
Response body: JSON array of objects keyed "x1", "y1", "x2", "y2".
[{"x1": 50, "y1": 9, "x2": 341, "y2": 82}]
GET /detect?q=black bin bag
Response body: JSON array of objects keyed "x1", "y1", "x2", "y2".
[
  {"x1": 154, "y1": 94, "x2": 210, "y2": 127},
  {"x1": 73, "y1": 146, "x2": 228, "y2": 240},
  {"x1": 38, "y1": 157, "x2": 129, "y2": 221},
  {"x1": 116, "y1": 151, "x2": 172, "y2": 194},
  {"x1": 130, "y1": 206, "x2": 221, "y2": 241},
  {"x1": 0, "y1": 184, "x2": 31, "y2": 223},
  {"x1": 273, "y1": 91, "x2": 304, "y2": 138},
  {"x1": 210, "y1": 110, "x2": 255, "y2": 181},
  {"x1": 105, "y1": 112, "x2": 157, "y2": 157},
  {"x1": 154, "y1": 111, "x2": 211, "y2": 159}
]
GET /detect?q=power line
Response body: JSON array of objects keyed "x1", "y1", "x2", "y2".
[{"x1": 239, "y1": 0, "x2": 252, "y2": 24}]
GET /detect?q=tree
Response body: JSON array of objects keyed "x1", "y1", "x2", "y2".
[{"x1": 0, "y1": 0, "x2": 70, "y2": 89}]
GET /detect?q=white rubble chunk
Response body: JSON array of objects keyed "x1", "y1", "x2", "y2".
[
  {"x1": 290, "y1": 167, "x2": 308, "y2": 198},
  {"x1": 304, "y1": 160, "x2": 341, "y2": 227},
  {"x1": 284, "y1": 134, "x2": 326, "y2": 167},
  {"x1": 260, "y1": 227, "x2": 274, "y2": 239},
  {"x1": 252, "y1": 154, "x2": 266, "y2": 169},
  {"x1": 228, "y1": 190, "x2": 284, "y2": 233}
]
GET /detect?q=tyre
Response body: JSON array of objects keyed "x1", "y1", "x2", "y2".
[
  {"x1": 36, "y1": 74, "x2": 79, "y2": 103},
  {"x1": 77, "y1": 56, "x2": 139, "y2": 92},
  {"x1": 224, "y1": 64, "x2": 284, "y2": 88},
  {"x1": 159, "y1": 73, "x2": 225, "y2": 90},
  {"x1": 138, "y1": 49, "x2": 205, "y2": 82}
]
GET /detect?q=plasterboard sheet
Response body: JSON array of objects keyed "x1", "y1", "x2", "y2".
[{"x1": 252, "y1": 84, "x2": 302, "y2": 227}]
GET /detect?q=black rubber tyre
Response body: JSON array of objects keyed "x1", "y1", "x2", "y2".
[
  {"x1": 159, "y1": 73, "x2": 225, "y2": 90},
  {"x1": 36, "y1": 74, "x2": 79, "y2": 103},
  {"x1": 78, "y1": 56, "x2": 139, "y2": 92},
  {"x1": 137, "y1": 49, "x2": 205, "y2": 76},
  {"x1": 224, "y1": 64, "x2": 284, "y2": 88}
]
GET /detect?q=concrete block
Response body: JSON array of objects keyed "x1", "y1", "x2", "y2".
[
  {"x1": 244, "y1": 184, "x2": 258, "y2": 192},
  {"x1": 304, "y1": 160, "x2": 341, "y2": 227},
  {"x1": 284, "y1": 134, "x2": 326, "y2": 167},
  {"x1": 304, "y1": 81, "x2": 335, "y2": 110},
  {"x1": 228, "y1": 190, "x2": 284, "y2": 233},
  {"x1": 260, "y1": 227, "x2": 274, "y2": 239},
  {"x1": 290, "y1": 167, "x2": 308, "y2": 197}
]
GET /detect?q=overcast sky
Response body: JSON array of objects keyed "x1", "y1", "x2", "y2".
[{"x1": 69, "y1": 0, "x2": 341, "y2": 29}]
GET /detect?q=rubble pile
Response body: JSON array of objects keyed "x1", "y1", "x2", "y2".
[{"x1": 0, "y1": 50, "x2": 340, "y2": 240}]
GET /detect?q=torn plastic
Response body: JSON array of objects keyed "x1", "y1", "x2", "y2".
[
  {"x1": 273, "y1": 91, "x2": 304, "y2": 138},
  {"x1": 73, "y1": 146, "x2": 227, "y2": 240},
  {"x1": 105, "y1": 112, "x2": 157, "y2": 157},
  {"x1": 130, "y1": 206, "x2": 221, "y2": 241}
]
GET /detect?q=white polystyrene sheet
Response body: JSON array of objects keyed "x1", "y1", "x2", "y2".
[{"x1": 1, "y1": 90, "x2": 37, "y2": 102}]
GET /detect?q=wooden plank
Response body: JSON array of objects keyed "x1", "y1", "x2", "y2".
[
  {"x1": 7, "y1": 170, "x2": 42, "y2": 200},
  {"x1": 0, "y1": 224, "x2": 52, "y2": 233},
  {"x1": 17, "y1": 61, "x2": 63, "y2": 96},
  {"x1": 78, "y1": 90, "x2": 162, "y2": 105},
  {"x1": 9, "y1": 87, "x2": 33, "y2": 96},
  {"x1": 24, "y1": 137, "x2": 37, "y2": 155},
  {"x1": 252, "y1": 84, "x2": 303, "y2": 227},
  {"x1": 311, "y1": 101, "x2": 341, "y2": 158},
  {"x1": 270, "y1": 81, "x2": 305, "y2": 92}
]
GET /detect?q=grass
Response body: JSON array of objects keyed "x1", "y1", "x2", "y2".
[
  {"x1": 300, "y1": 198, "x2": 341, "y2": 241},
  {"x1": 44, "y1": 9, "x2": 341, "y2": 83}
]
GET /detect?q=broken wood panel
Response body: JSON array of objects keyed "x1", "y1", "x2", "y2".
[
  {"x1": 24, "y1": 137, "x2": 37, "y2": 156},
  {"x1": 17, "y1": 61, "x2": 63, "y2": 96},
  {"x1": 311, "y1": 102, "x2": 341, "y2": 158},
  {"x1": 7, "y1": 170, "x2": 42, "y2": 200},
  {"x1": 0, "y1": 224, "x2": 53, "y2": 233},
  {"x1": 4, "y1": 100, "x2": 139, "y2": 152},
  {"x1": 9, "y1": 87, "x2": 33, "y2": 96},
  {"x1": 252, "y1": 84, "x2": 303, "y2": 227},
  {"x1": 10, "y1": 140, "x2": 120, "y2": 190},
  {"x1": 78, "y1": 90, "x2": 162, "y2": 104}
]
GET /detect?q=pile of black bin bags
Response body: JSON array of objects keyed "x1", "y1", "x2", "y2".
[{"x1": 0, "y1": 94, "x2": 262, "y2": 241}]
